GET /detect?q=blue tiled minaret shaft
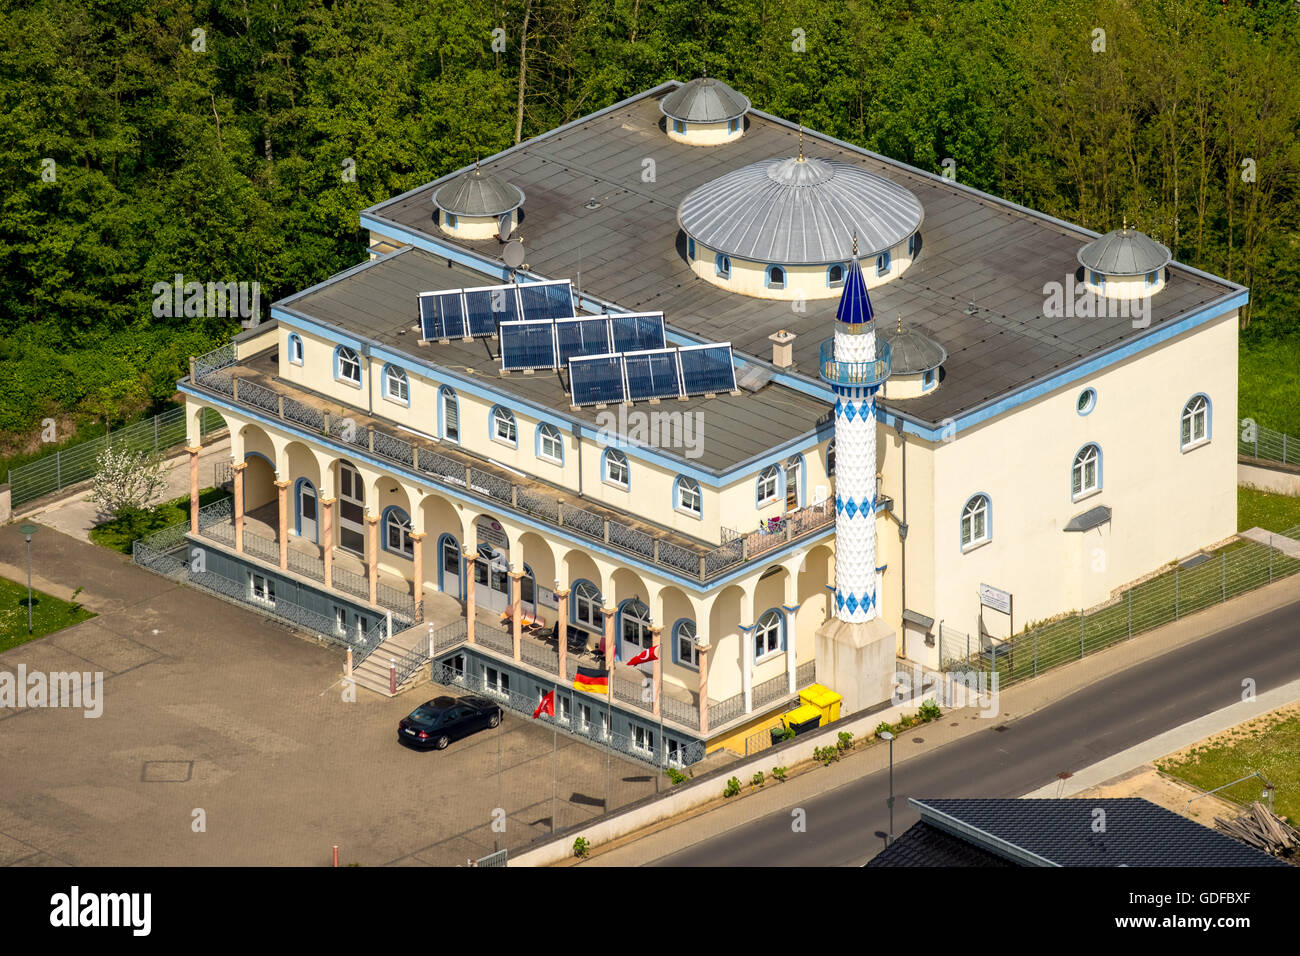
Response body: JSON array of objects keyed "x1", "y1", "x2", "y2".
[{"x1": 831, "y1": 244, "x2": 885, "y2": 624}]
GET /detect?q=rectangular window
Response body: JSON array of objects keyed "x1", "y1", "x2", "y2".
[
  {"x1": 876, "y1": 251, "x2": 891, "y2": 276},
  {"x1": 665, "y1": 736, "x2": 685, "y2": 766},
  {"x1": 386, "y1": 371, "x2": 408, "y2": 403},
  {"x1": 334, "y1": 607, "x2": 347, "y2": 636},
  {"x1": 289, "y1": 337, "x2": 303, "y2": 365},
  {"x1": 580, "y1": 703, "x2": 592, "y2": 732},
  {"x1": 557, "y1": 695, "x2": 571, "y2": 724},
  {"x1": 606, "y1": 456, "x2": 628, "y2": 489},
  {"x1": 443, "y1": 399, "x2": 459, "y2": 442},
  {"x1": 249, "y1": 573, "x2": 275, "y2": 607},
  {"x1": 338, "y1": 350, "x2": 361, "y2": 384},
  {"x1": 633, "y1": 725, "x2": 654, "y2": 753},
  {"x1": 539, "y1": 429, "x2": 562, "y2": 462},
  {"x1": 484, "y1": 666, "x2": 509, "y2": 697}
]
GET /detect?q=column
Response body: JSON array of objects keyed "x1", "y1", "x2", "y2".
[
  {"x1": 740, "y1": 622, "x2": 755, "y2": 713},
  {"x1": 698, "y1": 643, "x2": 710, "y2": 735},
  {"x1": 464, "y1": 548, "x2": 477, "y2": 644},
  {"x1": 410, "y1": 533, "x2": 426, "y2": 622},
  {"x1": 187, "y1": 445, "x2": 201, "y2": 534},
  {"x1": 232, "y1": 461, "x2": 247, "y2": 553},
  {"x1": 275, "y1": 479, "x2": 289, "y2": 571},
  {"x1": 366, "y1": 515, "x2": 379, "y2": 605},
  {"x1": 320, "y1": 497, "x2": 335, "y2": 588},
  {"x1": 510, "y1": 571, "x2": 523, "y2": 662},
  {"x1": 784, "y1": 603, "x2": 800, "y2": 694},
  {"x1": 556, "y1": 588, "x2": 570, "y2": 678},
  {"x1": 650, "y1": 626, "x2": 663, "y2": 719}
]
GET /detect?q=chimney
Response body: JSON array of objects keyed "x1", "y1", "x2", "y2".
[{"x1": 769, "y1": 329, "x2": 796, "y2": 369}]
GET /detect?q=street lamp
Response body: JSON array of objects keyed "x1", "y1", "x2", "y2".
[
  {"x1": 18, "y1": 524, "x2": 38, "y2": 634},
  {"x1": 880, "y1": 730, "x2": 895, "y2": 845}
]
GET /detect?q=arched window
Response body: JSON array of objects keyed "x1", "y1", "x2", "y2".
[
  {"x1": 1072, "y1": 444, "x2": 1101, "y2": 498},
  {"x1": 687, "y1": 237, "x2": 695, "y2": 261},
  {"x1": 756, "y1": 465, "x2": 779, "y2": 506},
  {"x1": 572, "y1": 580, "x2": 604, "y2": 631},
  {"x1": 335, "y1": 346, "x2": 361, "y2": 385},
  {"x1": 673, "y1": 619, "x2": 699, "y2": 669},
  {"x1": 383, "y1": 364, "x2": 409, "y2": 404},
  {"x1": 1181, "y1": 395, "x2": 1210, "y2": 449},
  {"x1": 783, "y1": 454, "x2": 803, "y2": 510},
  {"x1": 876, "y1": 251, "x2": 892, "y2": 276},
  {"x1": 536, "y1": 422, "x2": 563, "y2": 463},
  {"x1": 827, "y1": 440, "x2": 836, "y2": 478},
  {"x1": 491, "y1": 405, "x2": 516, "y2": 445},
  {"x1": 754, "y1": 609, "x2": 783, "y2": 659},
  {"x1": 603, "y1": 448, "x2": 629, "y2": 489},
  {"x1": 287, "y1": 333, "x2": 304, "y2": 366},
  {"x1": 382, "y1": 506, "x2": 413, "y2": 558},
  {"x1": 619, "y1": 599, "x2": 652, "y2": 659},
  {"x1": 673, "y1": 119, "x2": 686, "y2": 134},
  {"x1": 1077, "y1": 388, "x2": 1097, "y2": 415},
  {"x1": 439, "y1": 387, "x2": 459, "y2": 443},
  {"x1": 715, "y1": 253, "x2": 731, "y2": 279},
  {"x1": 675, "y1": 475, "x2": 702, "y2": 517},
  {"x1": 766, "y1": 265, "x2": 786, "y2": 290},
  {"x1": 961, "y1": 494, "x2": 990, "y2": 549},
  {"x1": 827, "y1": 263, "x2": 845, "y2": 288}
]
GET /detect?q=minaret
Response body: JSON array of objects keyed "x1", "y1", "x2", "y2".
[{"x1": 815, "y1": 236, "x2": 896, "y2": 710}]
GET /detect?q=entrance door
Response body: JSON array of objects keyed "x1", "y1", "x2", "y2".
[
  {"x1": 621, "y1": 600, "x2": 652, "y2": 664},
  {"x1": 441, "y1": 536, "x2": 461, "y2": 599},
  {"x1": 338, "y1": 463, "x2": 366, "y2": 556},
  {"x1": 784, "y1": 458, "x2": 800, "y2": 511},
  {"x1": 298, "y1": 481, "x2": 318, "y2": 543},
  {"x1": 474, "y1": 546, "x2": 511, "y2": 614}
]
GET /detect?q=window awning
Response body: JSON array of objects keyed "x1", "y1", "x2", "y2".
[
  {"x1": 1064, "y1": 505, "x2": 1111, "y2": 532},
  {"x1": 902, "y1": 609, "x2": 935, "y2": 631}
]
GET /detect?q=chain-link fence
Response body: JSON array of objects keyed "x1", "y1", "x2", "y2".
[
  {"x1": 940, "y1": 527, "x2": 1300, "y2": 687},
  {"x1": 7, "y1": 405, "x2": 227, "y2": 508},
  {"x1": 1239, "y1": 419, "x2": 1300, "y2": 467}
]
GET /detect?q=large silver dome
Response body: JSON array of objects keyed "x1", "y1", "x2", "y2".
[
  {"x1": 677, "y1": 155, "x2": 923, "y2": 265},
  {"x1": 1077, "y1": 226, "x2": 1170, "y2": 276}
]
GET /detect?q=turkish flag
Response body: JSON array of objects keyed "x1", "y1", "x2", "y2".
[
  {"x1": 626, "y1": 645, "x2": 659, "y2": 667},
  {"x1": 532, "y1": 690, "x2": 555, "y2": 719}
]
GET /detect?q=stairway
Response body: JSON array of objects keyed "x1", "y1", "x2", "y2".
[{"x1": 350, "y1": 626, "x2": 432, "y2": 698}]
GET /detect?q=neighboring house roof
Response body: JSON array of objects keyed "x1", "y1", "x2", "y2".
[
  {"x1": 434, "y1": 167, "x2": 525, "y2": 218},
  {"x1": 659, "y1": 76, "x2": 750, "y2": 123},
  {"x1": 865, "y1": 820, "x2": 1015, "y2": 866},
  {"x1": 1078, "y1": 227, "x2": 1171, "y2": 276},
  {"x1": 866, "y1": 798, "x2": 1288, "y2": 867},
  {"x1": 878, "y1": 318, "x2": 947, "y2": 373},
  {"x1": 677, "y1": 156, "x2": 923, "y2": 264}
]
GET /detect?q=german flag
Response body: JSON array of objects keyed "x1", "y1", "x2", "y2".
[{"x1": 573, "y1": 666, "x2": 609, "y2": 696}]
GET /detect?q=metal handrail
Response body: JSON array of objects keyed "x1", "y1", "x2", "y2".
[{"x1": 819, "y1": 338, "x2": 891, "y2": 388}]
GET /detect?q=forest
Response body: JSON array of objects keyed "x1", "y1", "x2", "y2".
[{"x1": 1, "y1": 0, "x2": 1298, "y2": 462}]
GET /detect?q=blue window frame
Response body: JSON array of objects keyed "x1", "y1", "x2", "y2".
[
  {"x1": 1090, "y1": 270, "x2": 1105, "y2": 290},
  {"x1": 671, "y1": 619, "x2": 700, "y2": 669},
  {"x1": 756, "y1": 465, "x2": 779, "y2": 506},
  {"x1": 443, "y1": 211, "x2": 458, "y2": 228},
  {"x1": 287, "y1": 333, "x2": 304, "y2": 366},
  {"x1": 382, "y1": 364, "x2": 409, "y2": 405},
  {"x1": 715, "y1": 253, "x2": 731, "y2": 279},
  {"x1": 876, "y1": 251, "x2": 891, "y2": 276},
  {"x1": 687, "y1": 237, "x2": 695, "y2": 261},
  {"x1": 827, "y1": 263, "x2": 845, "y2": 288},
  {"x1": 908, "y1": 233, "x2": 919, "y2": 257},
  {"x1": 571, "y1": 579, "x2": 604, "y2": 632},
  {"x1": 1146, "y1": 271, "x2": 1158, "y2": 287},
  {"x1": 1181, "y1": 394, "x2": 1211, "y2": 449},
  {"x1": 674, "y1": 475, "x2": 702, "y2": 517},
  {"x1": 960, "y1": 494, "x2": 991, "y2": 549},
  {"x1": 616, "y1": 598, "x2": 653, "y2": 662},
  {"x1": 438, "y1": 387, "x2": 459, "y2": 443},
  {"x1": 381, "y1": 506, "x2": 413, "y2": 558},
  {"x1": 490, "y1": 405, "x2": 517, "y2": 446},
  {"x1": 765, "y1": 265, "x2": 786, "y2": 290},
  {"x1": 673, "y1": 119, "x2": 686, "y2": 134},
  {"x1": 1077, "y1": 388, "x2": 1097, "y2": 415},
  {"x1": 728, "y1": 117, "x2": 740, "y2": 133},
  {"x1": 293, "y1": 477, "x2": 317, "y2": 543},
  {"x1": 536, "y1": 422, "x2": 563, "y2": 464},
  {"x1": 1071, "y1": 443, "x2": 1102, "y2": 499},
  {"x1": 923, "y1": 369, "x2": 936, "y2": 391},
  {"x1": 602, "y1": 448, "x2": 629, "y2": 489},
  {"x1": 334, "y1": 346, "x2": 362, "y2": 386}
]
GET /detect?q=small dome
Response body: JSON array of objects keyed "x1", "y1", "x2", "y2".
[
  {"x1": 660, "y1": 77, "x2": 750, "y2": 124},
  {"x1": 878, "y1": 318, "x2": 946, "y2": 373},
  {"x1": 1077, "y1": 226, "x2": 1170, "y2": 276},
  {"x1": 434, "y1": 166, "x2": 525, "y2": 218},
  {"x1": 678, "y1": 156, "x2": 923, "y2": 265}
]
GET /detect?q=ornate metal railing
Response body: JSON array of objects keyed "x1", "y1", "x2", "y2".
[
  {"x1": 819, "y1": 338, "x2": 891, "y2": 388},
  {"x1": 753, "y1": 672, "x2": 793, "y2": 709},
  {"x1": 708, "y1": 692, "x2": 745, "y2": 728},
  {"x1": 660, "y1": 692, "x2": 700, "y2": 730}
]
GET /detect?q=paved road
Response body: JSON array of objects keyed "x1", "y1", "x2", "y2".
[{"x1": 653, "y1": 597, "x2": 1300, "y2": 866}]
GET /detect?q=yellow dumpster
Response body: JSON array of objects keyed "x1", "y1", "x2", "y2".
[
  {"x1": 799, "y1": 684, "x2": 842, "y2": 724},
  {"x1": 782, "y1": 703, "x2": 823, "y2": 737}
]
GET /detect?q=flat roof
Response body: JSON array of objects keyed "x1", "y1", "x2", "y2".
[
  {"x1": 364, "y1": 82, "x2": 1243, "y2": 426},
  {"x1": 276, "y1": 246, "x2": 831, "y2": 475}
]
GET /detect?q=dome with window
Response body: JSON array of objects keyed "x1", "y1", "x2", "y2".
[
  {"x1": 878, "y1": 315, "x2": 947, "y2": 399},
  {"x1": 1077, "y1": 221, "x2": 1171, "y2": 299},
  {"x1": 433, "y1": 163, "x2": 525, "y2": 241},
  {"x1": 660, "y1": 76, "x2": 750, "y2": 146}
]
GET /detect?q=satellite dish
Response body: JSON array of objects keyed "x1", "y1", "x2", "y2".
[
  {"x1": 498, "y1": 213, "x2": 514, "y2": 242},
  {"x1": 502, "y1": 240, "x2": 525, "y2": 270}
]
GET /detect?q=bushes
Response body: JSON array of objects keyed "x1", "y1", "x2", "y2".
[
  {"x1": 876, "y1": 700, "x2": 944, "y2": 737},
  {"x1": 723, "y1": 776, "x2": 741, "y2": 798}
]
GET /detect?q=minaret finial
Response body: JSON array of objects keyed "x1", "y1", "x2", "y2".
[
  {"x1": 798, "y1": 125, "x2": 804, "y2": 161},
  {"x1": 897, "y1": 313, "x2": 903, "y2": 333},
  {"x1": 1122, "y1": 215, "x2": 1128, "y2": 233},
  {"x1": 852, "y1": 229, "x2": 858, "y2": 257}
]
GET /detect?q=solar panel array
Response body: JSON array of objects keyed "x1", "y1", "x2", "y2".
[
  {"x1": 499, "y1": 312, "x2": 666, "y2": 372},
  {"x1": 419, "y1": 279, "x2": 575, "y2": 341},
  {"x1": 569, "y1": 343, "x2": 737, "y2": 407}
]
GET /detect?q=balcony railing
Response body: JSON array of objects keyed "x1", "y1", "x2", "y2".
[
  {"x1": 819, "y1": 339, "x2": 891, "y2": 388},
  {"x1": 189, "y1": 344, "x2": 836, "y2": 583}
]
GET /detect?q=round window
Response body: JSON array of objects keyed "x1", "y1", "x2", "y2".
[{"x1": 1077, "y1": 388, "x2": 1096, "y2": 415}]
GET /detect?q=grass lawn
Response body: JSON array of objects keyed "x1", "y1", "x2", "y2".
[
  {"x1": 1238, "y1": 485, "x2": 1300, "y2": 534},
  {"x1": 0, "y1": 575, "x2": 96, "y2": 652},
  {"x1": 89, "y1": 487, "x2": 230, "y2": 555},
  {"x1": 1240, "y1": 335, "x2": 1300, "y2": 437},
  {"x1": 1157, "y1": 709, "x2": 1300, "y2": 823}
]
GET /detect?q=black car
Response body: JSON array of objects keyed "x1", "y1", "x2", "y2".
[{"x1": 398, "y1": 696, "x2": 502, "y2": 750}]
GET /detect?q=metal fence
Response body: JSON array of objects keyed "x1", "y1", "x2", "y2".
[
  {"x1": 8, "y1": 405, "x2": 227, "y2": 508},
  {"x1": 939, "y1": 526, "x2": 1300, "y2": 687},
  {"x1": 1239, "y1": 419, "x2": 1300, "y2": 467}
]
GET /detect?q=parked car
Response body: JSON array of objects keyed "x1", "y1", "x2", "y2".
[{"x1": 398, "y1": 696, "x2": 502, "y2": 750}]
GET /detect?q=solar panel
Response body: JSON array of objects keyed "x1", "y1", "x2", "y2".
[
  {"x1": 518, "y1": 280, "x2": 575, "y2": 322},
  {"x1": 555, "y1": 317, "x2": 612, "y2": 365},
  {"x1": 419, "y1": 291, "x2": 466, "y2": 340},
  {"x1": 610, "y1": 312, "x2": 666, "y2": 353},
  {"x1": 464, "y1": 285, "x2": 520, "y2": 336},
  {"x1": 679, "y1": 343, "x2": 736, "y2": 395},
  {"x1": 499, "y1": 320, "x2": 558, "y2": 371},
  {"x1": 569, "y1": 354, "x2": 626, "y2": 406},
  {"x1": 623, "y1": 348, "x2": 682, "y2": 401}
]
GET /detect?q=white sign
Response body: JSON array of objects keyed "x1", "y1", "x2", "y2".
[{"x1": 979, "y1": 583, "x2": 1012, "y2": 614}]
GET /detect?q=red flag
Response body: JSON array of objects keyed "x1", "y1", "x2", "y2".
[
  {"x1": 626, "y1": 645, "x2": 659, "y2": 667},
  {"x1": 532, "y1": 690, "x2": 555, "y2": 719}
]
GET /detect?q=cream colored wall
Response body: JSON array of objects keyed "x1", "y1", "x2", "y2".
[
  {"x1": 876, "y1": 428, "x2": 938, "y2": 656},
  {"x1": 686, "y1": 242, "x2": 914, "y2": 300},
  {"x1": 927, "y1": 309, "x2": 1238, "y2": 642},
  {"x1": 667, "y1": 119, "x2": 743, "y2": 146},
  {"x1": 438, "y1": 210, "x2": 517, "y2": 241},
  {"x1": 236, "y1": 324, "x2": 279, "y2": 360},
  {"x1": 882, "y1": 371, "x2": 937, "y2": 401},
  {"x1": 1083, "y1": 272, "x2": 1166, "y2": 300}
]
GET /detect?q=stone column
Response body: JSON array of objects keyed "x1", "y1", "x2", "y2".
[
  {"x1": 510, "y1": 571, "x2": 523, "y2": 662},
  {"x1": 187, "y1": 445, "x2": 201, "y2": 534},
  {"x1": 232, "y1": 461, "x2": 247, "y2": 553},
  {"x1": 784, "y1": 604, "x2": 800, "y2": 693},
  {"x1": 320, "y1": 497, "x2": 335, "y2": 588},
  {"x1": 741, "y1": 622, "x2": 755, "y2": 714},
  {"x1": 410, "y1": 533, "x2": 426, "y2": 622},
  {"x1": 275, "y1": 479, "x2": 290, "y2": 570},
  {"x1": 464, "y1": 548, "x2": 477, "y2": 645},
  {"x1": 698, "y1": 643, "x2": 710, "y2": 735},
  {"x1": 556, "y1": 588, "x2": 570, "y2": 678},
  {"x1": 366, "y1": 515, "x2": 379, "y2": 606},
  {"x1": 650, "y1": 626, "x2": 663, "y2": 718}
]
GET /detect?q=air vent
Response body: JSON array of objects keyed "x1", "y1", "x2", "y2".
[{"x1": 737, "y1": 365, "x2": 774, "y2": 392}]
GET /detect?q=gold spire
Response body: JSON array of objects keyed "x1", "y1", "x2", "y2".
[
  {"x1": 1122, "y1": 215, "x2": 1128, "y2": 233},
  {"x1": 798, "y1": 125, "x2": 804, "y2": 161},
  {"x1": 897, "y1": 313, "x2": 903, "y2": 333},
  {"x1": 852, "y1": 230, "x2": 858, "y2": 256}
]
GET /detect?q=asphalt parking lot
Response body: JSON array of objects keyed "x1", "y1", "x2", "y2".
[{"x1": 0, "y1": 523, "x2": 654, "y2": 866}]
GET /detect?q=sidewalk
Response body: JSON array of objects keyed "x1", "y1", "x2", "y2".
[{"x1": 567, "y1": 570, "x2": 1300, "y2": 867}]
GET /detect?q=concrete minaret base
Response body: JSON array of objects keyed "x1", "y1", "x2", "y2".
[{"x1": 815, "y1": 615, "x2": 897, "y2": 715}]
